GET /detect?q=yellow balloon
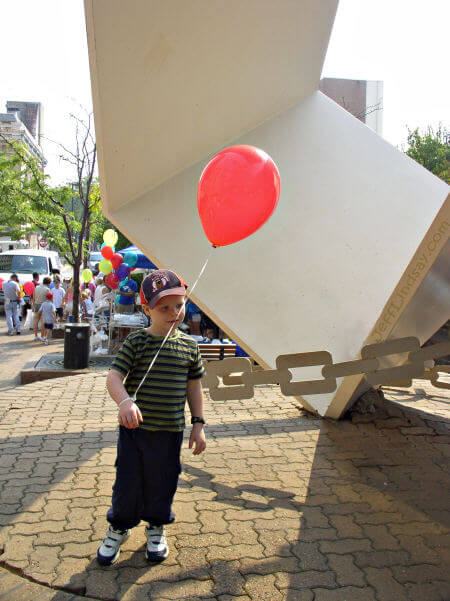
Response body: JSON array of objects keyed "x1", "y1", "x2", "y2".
[
  {"x1": 81, "y1": 269, "x2": 93, "y2": 283},
  {"x1": 103, "y1": 229, "x2": 118, "y2": 246},
  {"x1": 99, "y1": 259, "x2": 113, "y2": 275}
]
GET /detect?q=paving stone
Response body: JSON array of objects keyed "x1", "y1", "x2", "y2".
[
  {"x1": 364, "y1": 566, "x2": 409, "y2": 600},
  {"x1": 312, "y1": 586, "x2": 377, "y2": 600},
  {"x1": 207, "y1": 543, "x2": 265, "y2": 562},
  {"x1": 405, "y1": 581, "x2": 450, "y2": 601},
  {"x1": 239, "y1": 555, "x2": 300, "y2": 575},
  {"x1": 290, "y1": 541, "x2": 328, "y2": 570},
  {"x1": 244, "y1": 573, "x2": 283, "y2": 600},
  {"x1": 391, "y1": 564, "x2": 448, "y2": 584},
  {"x1": 361, "y1": 524, "x2": 400, "y2": 550},
  {"x1": 328, "y1": 514, "x2": 364, "y2": 538},
  {"x1": 149, "y1": 578, "x2": 215, "y2": 599},
  {"x1": 319, "y1": 538, "x2": 372, "y2": 554},
  {"x1": 327, "y1": 553, "x2": 366, "y2": 587},
  {"x1": 275, "y1": 569, "x2": 337, "y2": 589},
  {"x1": 353, "y1": 549, "x2": 410, "y2": 568},
  {"x1": 210, "y1": 559, "x2": 246, "y2": 596},
  {"x1": 218, "y1": 596, "x2": 252, "y2": 601},
  {"x1": 86, "y1": 568, "x2": 119, "y2": 599}
]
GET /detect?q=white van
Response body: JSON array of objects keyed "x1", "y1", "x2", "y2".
[{"x1": 0, "y1": 249, "x2": 63, "y2": 309}]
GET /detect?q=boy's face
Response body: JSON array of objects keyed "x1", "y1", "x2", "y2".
[{"x1": 143, "y1": 294, "x2": 185, "y2": 333}]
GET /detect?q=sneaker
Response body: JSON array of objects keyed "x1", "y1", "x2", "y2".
[
  {"x1": 97, "y1": 525, "x2": 129, "y2": 566},
  {"x1": 6, "y1": 331, "x2": 13, "y2": 336},
  {"x1": 145, "y1": 524, "x2": 169, "y2": 562},
  {"x1": 34, "y1": 335, "x2": 42, "y2": 341},
  {"x1": 44, "y1": 339, "x2": 49, "y2": 345},
  {"x1": 16, "y1": 331, "x2": 21, "y2": 335}
]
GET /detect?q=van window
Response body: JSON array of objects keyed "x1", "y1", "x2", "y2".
[{"x1": 0, "y1": 254, "x2": 48, "y2": 274}]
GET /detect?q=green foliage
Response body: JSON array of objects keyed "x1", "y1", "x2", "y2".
[
  {"x1": 96, "y1": 217, "x2": 131, "y2": 251},
  {"x1": 130, "y1": 272, "x2": 144, "y2": 290},
  {"x1": 1, "y1": 111, "x2": 99, "y2": 323},
  {"x1": 405, "y1": 125, "x2": 449, "y2": 184},
  {"x1": 0, "y1": 147, "x2": 76, "y2": 259}
]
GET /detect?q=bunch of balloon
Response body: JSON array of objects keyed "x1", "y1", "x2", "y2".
[
  {"x1": 98, "y1": 229, "x2": 120, "y2": 287},
  {"x1": 97, "y1": 230, "x2": 139, "y2": 292}
]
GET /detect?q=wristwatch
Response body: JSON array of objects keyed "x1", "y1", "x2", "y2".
[{"x1": 191, "y1": 416, "x2": 206, "y2": 425}]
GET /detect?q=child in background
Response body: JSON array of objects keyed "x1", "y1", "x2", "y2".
[
  {"x1": 38, "y1": 292, "x2": 57, "y2": 345},
  {"x1": 81, "y1": 290, "x2": 94, "y2": 321},
  {"x1": 52, "y1": 278, "x2": 65, "y2": 328}
]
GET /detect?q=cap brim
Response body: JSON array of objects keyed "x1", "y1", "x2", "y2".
[{"x1": 148, "y1": 287, "x2": 186, "y2": 308}]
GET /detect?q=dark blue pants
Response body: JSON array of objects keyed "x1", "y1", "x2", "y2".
[{"x1": 107, "y1": 427, "x2": 183, "y2": 530}]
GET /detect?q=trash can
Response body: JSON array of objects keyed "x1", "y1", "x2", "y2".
[{"x1": 64, "y1": 323, "x2": 91, "y2": 369}]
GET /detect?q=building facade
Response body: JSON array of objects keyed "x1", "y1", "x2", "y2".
[
  {"x1": 0, "y1": 101, "x2": 46, "y2": 169},
  {"x1": 320, "y1": 78, "x2": 383, "y2": 135}
]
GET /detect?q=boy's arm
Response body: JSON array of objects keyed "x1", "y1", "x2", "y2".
[
  {"x1": 186, "y1": 378, "x2": 206, "y2": 455},
  {"x1": 106, "y1": 369, "x2": 143, "y2": 429}
]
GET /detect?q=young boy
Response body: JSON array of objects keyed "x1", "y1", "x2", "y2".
[
  {"x1": 38, "y1": 292, "x2": 57, "y2": 345},
  {"x1": 97, "y1": 269, "x2": 206, "y2": 566},
  {"x1": 51, "y1": 277, "x2": 65, "y2": 327}
]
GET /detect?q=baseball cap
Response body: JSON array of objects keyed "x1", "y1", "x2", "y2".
[
  {"x1": 140, "y1": 269, "x2": 188, "y2": 308},
  {"x1": 46, "y1": 292, "x2": 53, "y2": 300}
]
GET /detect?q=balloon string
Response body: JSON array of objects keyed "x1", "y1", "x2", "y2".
[{"x1": 132, "y1": 246, "x2": 216, "y2": 401}]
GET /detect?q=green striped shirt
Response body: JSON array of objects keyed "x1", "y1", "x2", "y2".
[{"x1": 110, "y1": 329, "x2": 204, "y2": 432}]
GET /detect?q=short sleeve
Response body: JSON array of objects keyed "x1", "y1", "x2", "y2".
[
  {"x1": 110, "y1": 335, "x2": 136, "y2": 377},
  {"x1": 188, "y1": 343, "x2": 205, "y2": 380}
]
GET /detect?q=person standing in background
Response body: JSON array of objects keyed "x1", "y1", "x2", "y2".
[
  {"x1": 52, "y1": 278, "x2": 65, "y2": 328},
  {"x1": 81, "y1": 278, "x2": 96, "y2": 301},
  {"x1": 2, "y1": 274, "x2": 21, "y2": 335},
  {"x1": 116, "y1": 275, "x2": 137, "y2": 314},
  {"x1": 37, "y1": 291, "x2": 57, "y2": 345},
  {"x1": 32, "y1": 276, "x2": 51, "y2": 341}
]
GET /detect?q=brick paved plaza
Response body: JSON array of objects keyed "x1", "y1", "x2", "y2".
[{"x1": 0, "y1": 321, "x2": 449, "y2": 600}]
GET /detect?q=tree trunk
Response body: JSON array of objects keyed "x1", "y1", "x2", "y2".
[
  {"x1": 83, "y1": 218, "x2": 91, "y2": 269},
  {"x1": 72, "y1": 260, "x2": 81, "y2": 323}
]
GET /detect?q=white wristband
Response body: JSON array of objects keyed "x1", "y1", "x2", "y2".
[{"x1": 119, "y1": 396, "x2": 133, "y2": 406}]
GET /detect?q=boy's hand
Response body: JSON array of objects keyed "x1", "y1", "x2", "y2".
[
  {"x1": 118, "y1": 399, "x2": 143, "y2": 429},
  {"x1": 189, "y1": 424, "x2": 206, "y2": 455}
]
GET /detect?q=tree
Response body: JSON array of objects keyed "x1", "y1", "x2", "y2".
[
  {"x1": 405, "y1": 125, "x2": 449, "y2": 184},
  {"x1": 0, "y1": 112, "x2": 108, "y2": 322}
]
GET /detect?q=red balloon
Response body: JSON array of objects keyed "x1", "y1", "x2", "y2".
[
  {"x1": 110, "y1": 253, "x2": 124, "y2": 270},
  {"x1": 101, "y1": 245, "x2": 114, "y2": 260},
  {"x1": 197, "y1": 145, "x2": 280, "y2": 247},
  {"x1": 23, "y1": 281, "x2": 35, "y2": 296},
  {"x1": 105, "y1": 273, "x2": 120, "y2": 289},
  {"x1": 0, "y1": 278, "x2": 4, "y2": 290}
]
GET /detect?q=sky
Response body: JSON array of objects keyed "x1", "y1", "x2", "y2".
[{"x1": 1, "y1": 0, "x2": 448, "y2": 185}]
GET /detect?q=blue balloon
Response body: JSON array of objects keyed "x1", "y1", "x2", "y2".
[{"x1": 123, "y1": 252, "x2": 138, "y2": 267}]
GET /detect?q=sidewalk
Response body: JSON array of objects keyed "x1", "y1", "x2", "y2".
[
  {"x1": 0, "y1": 315, "x2": 64, "y2": 391},
  {"x1": 0, "y1": 321, "x2": 449, "y2": 600}
]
